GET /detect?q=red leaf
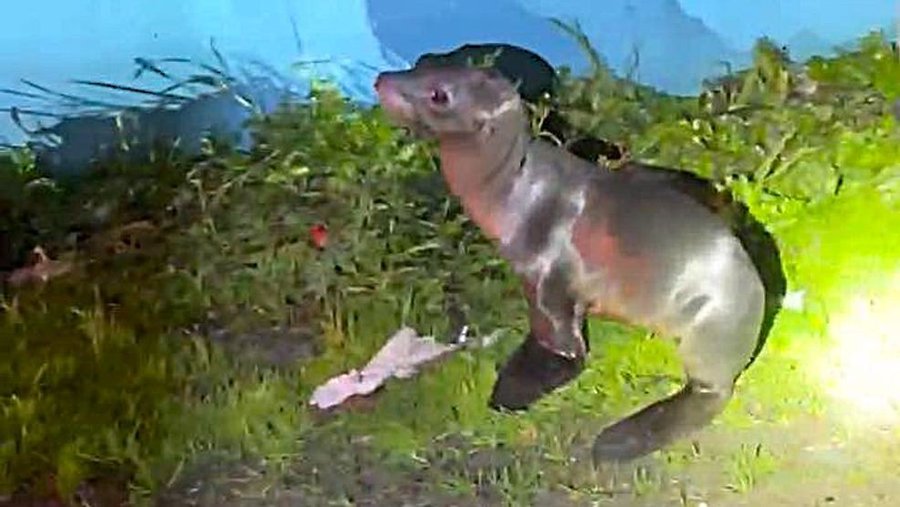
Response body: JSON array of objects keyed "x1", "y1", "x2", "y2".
[{"x1": 309, "y1": 223, "x2": 329, "y2": 249}]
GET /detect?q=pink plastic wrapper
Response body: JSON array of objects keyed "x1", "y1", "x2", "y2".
[{"x1": 309, "y1": 326, "x2": 498, "y2": 409}]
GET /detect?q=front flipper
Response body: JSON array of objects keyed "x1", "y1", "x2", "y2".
[
  {"x1": 489, "y1": 267, "x2": 588, "y2": 411},
  {"x1": 526, "y1": 261, "x2": 588, "y2": 359}
]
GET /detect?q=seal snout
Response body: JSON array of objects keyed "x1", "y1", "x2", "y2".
[
  {"x1": 374, "y1": 72, "x2": 416, "y2": 124},
  {"x1": 373, "y1": 72, "x2": 396, "y2": 101},
  {"x1": 373, "y1": 71, "x2": 407, "y2": 96},
  {"x1": 373, "y1": 72, "x2": 391, "y2": 92}
]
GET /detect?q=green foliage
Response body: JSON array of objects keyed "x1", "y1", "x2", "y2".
[
  {"x1": 807, "y1": 30, "x2": 900, "y2": 100},
  {"x1": 0, "y1": 260, "x2": 199, "y2": 497},
  {"x1": 0, "y1": 80, "x2": 525, "y2": 502},
  {"x1": 175, "y1": 82, "x2": 521, "y2": 339},
  {"x1": 0, "y1": 149, "x2": 57, "y2": 270}
]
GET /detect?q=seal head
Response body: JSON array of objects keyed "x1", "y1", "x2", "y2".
[{"x1": 374, "y1": 66, "x2": 522, "y2": 139}]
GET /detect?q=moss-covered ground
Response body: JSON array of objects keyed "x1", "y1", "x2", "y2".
[{"x1": 1, "y1": 32, "x2": 899, "y2": 506}]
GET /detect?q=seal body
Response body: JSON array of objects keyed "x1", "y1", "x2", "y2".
[{"x1": 374, "y1": 65, "x2": 779, "y2": 462}]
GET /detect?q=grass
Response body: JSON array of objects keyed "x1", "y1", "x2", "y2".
[
  {"x1": 1, "y1": 28, "x2": 899, "y2": 506},
  {"x1": 725, "y1": 444, "x2": 780, "y2": 494}
]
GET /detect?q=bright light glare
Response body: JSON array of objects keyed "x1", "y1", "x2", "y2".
[{"x1": 819, "y1": 272, "x2": 900, "y2": 426}]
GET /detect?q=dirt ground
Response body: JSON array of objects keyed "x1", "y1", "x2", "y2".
[{"x1": 153, "y1": 391, "x2": 900, "y2": 507}]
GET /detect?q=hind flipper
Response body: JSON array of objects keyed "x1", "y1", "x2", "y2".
[
  {"x1": 593, "y1": 271, "x2": 764, "y2": 463},
  {"x1": 592, "y1": 380, "x2": 731, "y2": 462},
  {"x1": 489, "y1": 277, "x2": 588, "y2": 411}
]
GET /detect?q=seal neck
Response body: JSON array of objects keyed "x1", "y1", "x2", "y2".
[{"x1": 437, "y1": 108, "x2": 530, "y2": 240}]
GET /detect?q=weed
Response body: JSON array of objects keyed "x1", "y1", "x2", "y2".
[{"x1": 725, "y1": 443, "x2": 779, "y2": 494}]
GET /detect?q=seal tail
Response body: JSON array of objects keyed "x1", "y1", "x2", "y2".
[{"x1": 591, "y1": 381, "x2": 731, "y2": 463}]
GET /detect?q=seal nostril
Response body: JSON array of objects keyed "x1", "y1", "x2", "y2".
[{"x1": 374, "y1": 74, "x2": 395, "y2": 94}]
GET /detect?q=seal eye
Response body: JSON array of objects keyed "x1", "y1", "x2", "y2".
[{"x1": 429, "y1": 88, "x2": 450, "y2": 106}]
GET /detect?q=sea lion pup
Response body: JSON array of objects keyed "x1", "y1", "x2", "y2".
[{"x1": 374, "y1": 65, "x2": 773, "y2": 462}]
